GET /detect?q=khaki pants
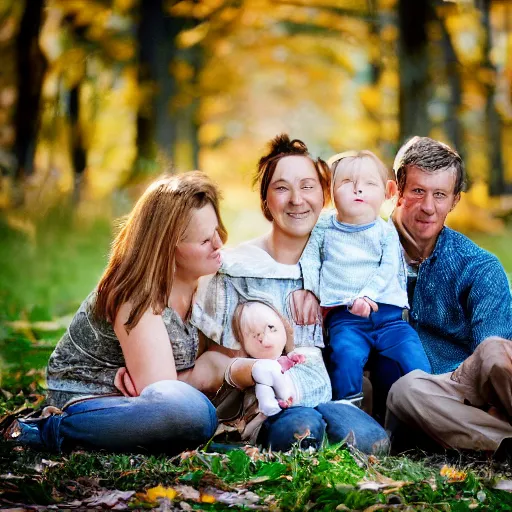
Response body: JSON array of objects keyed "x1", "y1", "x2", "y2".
[{"x1": 386, "y1": 337, "x2": 512, "y2": 452}]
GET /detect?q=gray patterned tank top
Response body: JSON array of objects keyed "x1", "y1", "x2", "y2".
[{"x1": 46, "y1": 292, "x2": 199, "y2": 408}]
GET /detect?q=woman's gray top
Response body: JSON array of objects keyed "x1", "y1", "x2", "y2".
[{"x1": 46, "y1": 293, "x2": 199, "y2": 408}]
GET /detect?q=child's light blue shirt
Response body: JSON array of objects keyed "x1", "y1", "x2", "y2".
[{"x1": 304, "y1": 212, "x2": 409, "y2": 309}]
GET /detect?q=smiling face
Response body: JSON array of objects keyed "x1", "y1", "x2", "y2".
[
  {"x1": 175, "y1": 203, "x2": 223, "y2": 280},
  {"x1": 396, "y1": 165, "x2": 459, "y2": 245},
  {"x1": 239, "y1": 302, "x2": 287, "y2": 360},
  {"x1": 265, "y1": 155, "x2": 324, "y2": 241},
  {"x1": 333, "y1": 157, "x2": 386, "y2": 225}
]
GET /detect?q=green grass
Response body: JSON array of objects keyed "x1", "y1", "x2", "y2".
[{"x1": 1, "y1": 211, "x2": 512, "y2": 509}]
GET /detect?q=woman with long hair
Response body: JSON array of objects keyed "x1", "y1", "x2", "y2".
[{"x1": 7, "y1": 172, "x2": 228, "y2": 454}]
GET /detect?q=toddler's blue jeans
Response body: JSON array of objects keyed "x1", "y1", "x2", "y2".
[{"x1": 325, "y1": 303, "x2": 431, "y2": 400}]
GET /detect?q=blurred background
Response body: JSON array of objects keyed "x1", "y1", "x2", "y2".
[{"x1": 0, "y1": 0, "x2": 511, "y2": 387}]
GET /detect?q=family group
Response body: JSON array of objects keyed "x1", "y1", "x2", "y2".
[{"x1": 6, "y1": 134, "x2": 512, "y2": 456}]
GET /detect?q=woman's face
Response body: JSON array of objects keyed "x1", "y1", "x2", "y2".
[
  {"x1": 175, "y1": 203, "x2": 223, "y2": 280},
  {"x1": 266, "y1": 155, "x2": 324, "y2": 240}
]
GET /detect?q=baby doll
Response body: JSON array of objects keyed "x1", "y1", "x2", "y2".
[
  {"x1": 311, "y1": 150, "x2": 431, "y2": 404},
  {"x1": 231, "y1": 300, "x2": 305, "y2": 416}
]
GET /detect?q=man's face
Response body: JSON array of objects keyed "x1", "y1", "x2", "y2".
[{"x1": 396, "y1": 165, "x2": 459, "y2": 244}]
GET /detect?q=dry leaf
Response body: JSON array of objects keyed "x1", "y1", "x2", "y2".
[
  {"x1": 493, "y1": 479, "x2": 512, "y2": 491},
  {"x1": 145, "y1": 485, "x2": 178, "y2": 501},
  {"x1": 84, "y1": 489, "x2": 135, "y2": 508},
  {"x1": 440, "y1": 465, "x2": 467, "y2": 483}
]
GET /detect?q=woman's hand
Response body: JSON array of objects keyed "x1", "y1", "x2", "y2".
[
  {"x1": 290, "y1": 290, "x2": 321, "y2": 326},
  {"x1": 114, "y1": 367, "x2": 138, "y2": 397}
]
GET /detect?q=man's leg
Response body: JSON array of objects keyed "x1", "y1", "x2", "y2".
[{"x1": 386, "y1": 370, "x2": 512, "y2": 452}]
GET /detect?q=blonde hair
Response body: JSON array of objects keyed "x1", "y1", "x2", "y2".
[
  {"x1": 232, "y1": 301, "x2": 294, "y2": 355},
  {"x1": 328, "y1": 150, "x2": 390, "y2": 199},
  {"x1": 95, "y1": 171, "x2": 227, "y2": 331}
]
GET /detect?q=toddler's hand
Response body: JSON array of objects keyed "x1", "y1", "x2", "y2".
[
  {"x1": 349, "y1": 298, "x2": 371, "y2": 318},
  {"x1": 277, "y1": 353, "x2": 306, "y2": 372}
]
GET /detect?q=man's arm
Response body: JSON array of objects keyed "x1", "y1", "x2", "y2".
[{"x1": 467, "y1": 256, "x2": 512, "y2": 351}]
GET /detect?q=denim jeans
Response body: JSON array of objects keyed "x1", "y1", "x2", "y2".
[
  {"x1": 259, "y1": 402, "x2": 389, "y2": 454},
  {"x1": 325, "y1": 303, "x2": 431, "y2": 400},
  {"x1": 18, "y1": 380, "x2": 217, "y2": 455}
]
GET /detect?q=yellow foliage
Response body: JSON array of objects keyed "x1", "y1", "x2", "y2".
[
  {"x1": 359, "y1": 85, "x2": 381, "y2": 114},
  {"x1": 144, "y1": 485, "x2": 178, "y2": 502},
  {"x1": 177, "y1": 23, "x2": 210, "y2": 48},
  {"x1": 104, "y1": 38, "x2": 135, "y2": 61},
  {"x1": 200, "y1": 493, "x2": 216, "y2": 503},
  {"x1": 440, "y1": 465, "x2": 467, "y2": 483},
  {"x1": 380, "y1": 24, "x2": 398, "y2": 43},
  {"x1": 445, "y1": 10, "x2": 484, "y2": 67},
  {"x1": 114, "y1": 0, "x2": 136, "y2": 12},
  {"x1": 447, "y1": 192, "x2": 504, "y2": 235}
]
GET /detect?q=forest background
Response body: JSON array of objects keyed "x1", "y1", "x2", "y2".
[{"x1": 1, "y1": 0, "x2": 512, "y2": 390}]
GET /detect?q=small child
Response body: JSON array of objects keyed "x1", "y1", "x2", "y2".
[{"x1": 315, "y1": 150, "x2": 431, "y2": 403}]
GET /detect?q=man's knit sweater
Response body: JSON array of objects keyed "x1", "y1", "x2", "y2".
[{"x1": 409, "y1": 227, "x2": 512, "y2": 374}]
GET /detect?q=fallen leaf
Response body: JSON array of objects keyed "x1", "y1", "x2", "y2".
[
  {"x1": 493, "y1": 479, "x2": 512, "y2": 491},
  {"x1": 202, "y1": 487, "x2": 263, "y2": 508},
  {"x1": 200, "y1": 493, "x2": 216, "y2": 503},
  {"x1": 145, "y1": 485, "x2": 178, "y2": 501},
  {"x1": 440, "y1": 465, "x2": 467, "y2": 483},
  {"x1": 84, "y1": 489, "x2": 135, "y2": 508},
  {"x1": 174, "y1": 484, "x2": 200, "y2": 501}
]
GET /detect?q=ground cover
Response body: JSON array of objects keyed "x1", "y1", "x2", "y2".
[{"x1": 1, "y1": 215, "x2": 512, "y2": 510}]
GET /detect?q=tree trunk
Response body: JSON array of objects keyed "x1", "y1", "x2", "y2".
[
  {"x1": 69, "y1": 84, "x2": 87, "y2": 202},
  {"x1": 135, "y1": 0, "x2": 183, "y2": 170},
  {"x1": 14, "y1": 0, "x2": 47, "y2": 179},
  {"x1": 481, "y1": 0, "x2": 505, "y2": 196},
  {"x1": 398, "y1": 0, "x2": 430, "y2": 142}
]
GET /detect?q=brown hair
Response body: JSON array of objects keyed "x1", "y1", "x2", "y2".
[
  {"x1": 94, "y1": 171, "x2": 227, "y2": 331},
  {"x1": 393, "y1": 136, "x2": 466, "y2": 196},
  {"x1": 232, "y1": 301, "x2": 294, "y2": 356},
  {"x1": 253, "y1": 134, "x2": 331, "y2": 221}
]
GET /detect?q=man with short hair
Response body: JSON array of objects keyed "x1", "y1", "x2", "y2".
[{"x1": 386, "y1": 136, "x2": 512, "y2": 452}]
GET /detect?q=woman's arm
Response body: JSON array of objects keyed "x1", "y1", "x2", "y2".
[{"x1": 114, "y1": 302, "x2": 178, "y2": 395}]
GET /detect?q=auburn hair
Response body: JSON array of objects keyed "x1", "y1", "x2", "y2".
[
  {"x1": 253, "y1": 134, "x2": 331, "y2": 221},
  {"x1": 94, "y1": 171, "x2": 227, "y2": 331}
]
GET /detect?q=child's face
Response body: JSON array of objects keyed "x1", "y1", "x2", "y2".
[
  {"x1": 333, "y1": 160, "x2": 386, "y2": 224},
  {"x1": 240, "y1": 303, "x2": 287, "y2": 360}
]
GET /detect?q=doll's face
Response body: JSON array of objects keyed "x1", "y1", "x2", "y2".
[{"x1": 239, "y1": 302, "x2": 287, "y2": 360}]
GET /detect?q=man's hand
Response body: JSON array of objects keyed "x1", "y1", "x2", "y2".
[
  {"x1": 114, "y1": 367, "x2": 138, "y2": 397},
  {"x1": 290, "y1": 289, "x2": 321, "y2": 326}
]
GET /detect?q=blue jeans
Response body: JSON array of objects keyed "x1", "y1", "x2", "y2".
[
  {"x1": 259, "y1": 402, "x2": 389, "y2": 454},
  {"x1": 17, "y1": 380, "x2": 217, "y2": 455},
  {"x1": 326, "y1": 303, "x2": 431, "y2": 400}
]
